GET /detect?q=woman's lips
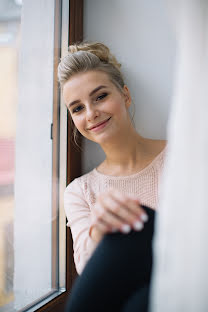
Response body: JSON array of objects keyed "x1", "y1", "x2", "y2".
[{"x1": 89, "y1": 117, "x2": 111, "y2": 132}]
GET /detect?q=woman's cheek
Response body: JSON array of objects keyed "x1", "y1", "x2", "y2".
[
  {"x1": 74, "y1": 118, "x2": 88, "y2": 137},
  {"x1": 72, "y1": 116, "x2": 81, "y2": 129}
]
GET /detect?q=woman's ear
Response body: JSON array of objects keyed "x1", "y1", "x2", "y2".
[{"x1": 123, "y1": 85, "x2": 131, "y2": 108}]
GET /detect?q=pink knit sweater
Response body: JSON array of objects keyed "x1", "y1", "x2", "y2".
[{"x1": 64, "y1": 146, "x2": 167, "y2": 274}]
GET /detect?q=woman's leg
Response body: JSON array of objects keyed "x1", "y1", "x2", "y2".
[
  {"x1": 121, "y1": 284, "x2": 150, "y2": 312},
  {"x1": 65, "y1": 205, "x2": 155, "y2": 312}
]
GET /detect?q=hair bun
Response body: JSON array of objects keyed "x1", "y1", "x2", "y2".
[{"x1": 68, "y1": 41, "x2": 121, "y2": 70}]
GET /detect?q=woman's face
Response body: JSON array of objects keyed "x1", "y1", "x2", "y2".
[{"x1": 63, "y1": 70, "x2": 131, "y2": 145}]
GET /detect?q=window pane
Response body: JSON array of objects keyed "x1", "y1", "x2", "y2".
[
  {"x1": 0, "y1": 0, "x2": 65, "y2": 311},
  {"x1": 0, "y1": 1, "x2": 21, "y2": 310}
]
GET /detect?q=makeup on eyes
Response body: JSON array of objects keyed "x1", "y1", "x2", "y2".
[
  {"x1": 72, "y1": 105, "x2": 84, "y2": 113},
  {"x1": 71, "y1": 92, "x2": 109, "y2": 114},
  {"x1": 95, "y1": 92, "x2": 108, "y2": 101},
  {"x1": 67, "y1": 85, "x2": 109, "y2": 108}
]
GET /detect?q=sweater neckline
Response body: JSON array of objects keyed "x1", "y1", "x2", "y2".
[{"x1": 93, "y1": 145, "x2": 167, "y2": 180}]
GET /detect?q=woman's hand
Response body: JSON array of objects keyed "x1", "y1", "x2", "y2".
[{"x1": 90, "y1": 189, "x2": 149, "y2": 242}]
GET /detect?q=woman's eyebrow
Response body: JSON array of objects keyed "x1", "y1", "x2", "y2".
[
  {"x1": 68, "y1": 85, "x2": 107, "y2": 108},
  {"x1": 68, "y1": 99, "x2": 80, "y2": 109},
  {"x1": 89, "y1": 85, "x2": 107, "y2": 96}
]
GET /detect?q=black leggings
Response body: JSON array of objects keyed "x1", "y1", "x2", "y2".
[{"x1": 65, "y1": 205, "x2": 156, "y2": 312}]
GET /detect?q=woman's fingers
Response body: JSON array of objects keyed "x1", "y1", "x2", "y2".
[
  {"x1": 112, "y1": 191, "x2": 148, "y2": 221},
  {"x1": 99, "y1": 195, "x2": 141, "y2": 228},
  {"x1": 99, "y1": 190, "x2": 148, "y2": 222},
  {"x1": 94, "y1": 190, "x2": 149, "y2": 233},
  {"x1": 95, "y1": 203, "x2": 133, "y2": 233}
]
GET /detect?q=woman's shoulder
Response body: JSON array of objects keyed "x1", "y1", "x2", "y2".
[
  {"x1": 64, "y1": 169, "x2": 100, "y2": 207},
  {"x1": 148, "y1": 139, "x2": 167, "y2": 154},
  {"x1": 145, "y1": 139, "x2": 167, "y2": 171},
  {"x1": 155, "y1": 139, "x2": 167, "y2": 155},
  {"x1": 144, "y1": 139, "x2": 167, "y2": 162},
  {"x1": 152, "y1": 140, "x2": 168, "y2": 171},
  {"x1": 64, "y1": 168, "x2": 97, "y2": 195}
]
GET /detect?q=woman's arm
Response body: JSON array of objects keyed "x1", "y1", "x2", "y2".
[{"x1": 64, "y1": 179, "x2": 97, "y2": 274}]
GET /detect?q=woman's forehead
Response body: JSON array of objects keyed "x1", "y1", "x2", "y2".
[
  {"x1": 63, "y1": 71, "x2": 114, "y2": 104},
  {"x1": 68, "y1": 71, "x2": 111, "y2": 86},
  {"x1": 63, "y1": 71, "x2": 114, "y2": 94}
]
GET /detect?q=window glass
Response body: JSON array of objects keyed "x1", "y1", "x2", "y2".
[{"x1": 0, "y1": 1, "x2": 65, "y2": 311}]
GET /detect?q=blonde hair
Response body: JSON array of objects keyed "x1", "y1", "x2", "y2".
[
  {"x1": 58, "y1": 41, "x2": 125, "y2": 91},
  {"x1": 57, "y1": 41, "x2": 126, "y2": 146}
]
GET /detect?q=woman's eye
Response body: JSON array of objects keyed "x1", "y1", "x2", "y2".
[
  {"x1": 96, "y1": 93, "x2": 108, "y2": 101},
  {"x1": 72, "y1": 105, "x2": 83, "y2": 113}
]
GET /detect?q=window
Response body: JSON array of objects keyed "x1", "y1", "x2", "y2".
[{"x1": 0, "y1": 1, "x2": 83, "y2": 311}]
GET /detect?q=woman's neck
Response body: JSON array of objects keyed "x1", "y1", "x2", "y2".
[{"x1": 99, "y1": 128, "x2": 152, "y2": 175}]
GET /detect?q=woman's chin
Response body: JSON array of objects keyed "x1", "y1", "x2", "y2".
[{"x1": 90, "y1": 131, "x2": 119, "y2": 145}]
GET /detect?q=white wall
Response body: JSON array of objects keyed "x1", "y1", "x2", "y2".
[{"x1": 82, "y1": 0, "x2": 176, "y2": 174}]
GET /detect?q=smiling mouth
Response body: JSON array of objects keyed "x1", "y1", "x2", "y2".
[{"x1": 88, "y1": 117, "x2": 111, "y2": 131}]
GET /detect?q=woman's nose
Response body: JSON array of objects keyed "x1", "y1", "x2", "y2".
[{"x1": 86, "y1": 106, "x2": 99, "y2": 121}]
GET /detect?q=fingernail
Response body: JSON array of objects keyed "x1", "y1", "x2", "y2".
[
  {"x1": 133, "y1": 221, "x2": 143, "y2": 231},
  {"x1": 141, "y1": 213, "x2": 148, "y2": 222},
  {"x1": 121, "y1": 224, "x2": 131, "y2": 234}
]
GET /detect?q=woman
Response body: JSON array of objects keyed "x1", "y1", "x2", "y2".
[{"x1": 58, "y1": 42, "x2": 167, "y2": 311}]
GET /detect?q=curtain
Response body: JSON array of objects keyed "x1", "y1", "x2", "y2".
[{"x1": 150, "y1": 0, "x2": 208, "y2": 311}]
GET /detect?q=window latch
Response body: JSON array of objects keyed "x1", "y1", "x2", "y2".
[{"x1": 50, "y1": 123, "x2": 53, "y2": 140}]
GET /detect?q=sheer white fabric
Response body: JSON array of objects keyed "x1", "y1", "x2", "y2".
[{"x1": 150, "y1": 0, "x2": 208, "y2": 311}]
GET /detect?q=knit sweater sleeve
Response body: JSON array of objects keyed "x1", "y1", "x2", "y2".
[{"x1": 64, "y1": 178, "x2": 97, "y2": 274}]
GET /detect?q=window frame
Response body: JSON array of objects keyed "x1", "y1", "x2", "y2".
[{"x1": 36, "y1": 0, "x2": 83, "y2": 311}]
